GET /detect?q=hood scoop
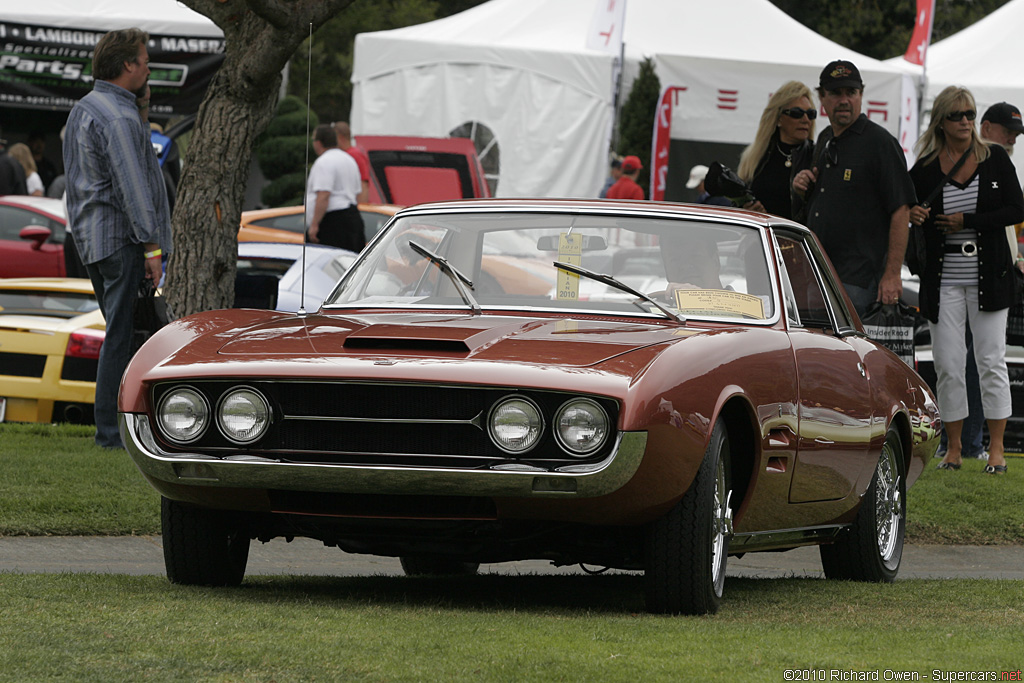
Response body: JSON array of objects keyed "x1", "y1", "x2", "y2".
[
  {"x1": 343, "y1": 336, "x2": 470, "y2": 353},
  {"x1": 340, "y1": 321, "x2": 517, "y2": 354}
]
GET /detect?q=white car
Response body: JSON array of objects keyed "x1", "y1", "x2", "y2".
[{"x1": 236, "y1": 242, "x2": 359, "y2": 312}]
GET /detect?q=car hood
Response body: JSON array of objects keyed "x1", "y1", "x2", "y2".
[{"x1": 215, "y1": 312, "x2": 691, "y2": 367}]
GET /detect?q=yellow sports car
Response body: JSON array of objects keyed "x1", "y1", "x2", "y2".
[{"x1": 0, "y1": 278, "x2": 104, "y2": 424}]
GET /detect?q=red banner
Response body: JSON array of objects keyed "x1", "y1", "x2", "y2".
[
  {"x1": 903, "y1": 0, "x2": 935, "y2": 66},
  {"x1": 650, "y1": 85, "x2": 686, "y2": 202}
]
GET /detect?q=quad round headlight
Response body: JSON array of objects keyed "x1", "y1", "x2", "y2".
[
  {"x1": 157, "y1": 387, "x2": 209, "y2": 444},
  {"x1": 555, "y1": 398, "x2": 609, "y2": 456},
  {"x1": 488, "y1": 396, "x2": 543, "y2": 454},
  {"x1": 217, "y1": 387, "x2": 271, "y2": 444}
]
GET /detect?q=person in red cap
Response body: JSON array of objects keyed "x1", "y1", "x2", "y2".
[{"x1": 605, "y1": 154, "x2": 645, "y2": 200}]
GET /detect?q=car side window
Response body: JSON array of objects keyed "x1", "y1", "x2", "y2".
[
  {"x1": 0, "y1": 206, "x2": 61, "y2": 242},
  {"x1": 775, "y1": 234, "x2": 837, "y2": 329}
]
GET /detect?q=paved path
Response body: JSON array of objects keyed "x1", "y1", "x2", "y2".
[{"x1": 1, "y1": 536, "x2": 1022, "y2": 580}]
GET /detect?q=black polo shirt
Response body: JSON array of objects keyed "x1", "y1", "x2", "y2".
[{"x1": 805, "y1": 114, "x2": 917, "y2": 289}]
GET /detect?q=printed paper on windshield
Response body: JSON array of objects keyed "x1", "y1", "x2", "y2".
[{"x1": 674, "y1": 289, "x2": 766, "y2": 319}]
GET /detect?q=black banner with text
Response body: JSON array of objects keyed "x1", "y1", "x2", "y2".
[{"x1": 0, "y1": 20, "x2": 224, "y2": 115}]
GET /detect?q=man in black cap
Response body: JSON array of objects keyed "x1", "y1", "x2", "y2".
[
  {"x1": 981, "y1": 102, "x2": 1024, "y2": 155},
  {"x1": 793, "y1": 60, "x2": 917, "y2": 316}
]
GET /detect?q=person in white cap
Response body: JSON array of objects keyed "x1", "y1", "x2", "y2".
[{"x1": 687, "y1": 164, "x2": 730, "y2": 206}]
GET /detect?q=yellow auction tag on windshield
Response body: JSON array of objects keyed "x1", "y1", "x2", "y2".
[
  {"x1": 674, "y1": 289, "x2": 766, "y2": 319},
  {"x1": 556, "y1": 233, "x2": 582, "y2": 300}
]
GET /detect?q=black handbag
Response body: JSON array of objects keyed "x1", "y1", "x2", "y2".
[
  {"x1": 861, "y1": 301, "x2": 916, "y2": 366},
  {"x1": 131, "y1": 279, "x2": 169, "y2": 353}
]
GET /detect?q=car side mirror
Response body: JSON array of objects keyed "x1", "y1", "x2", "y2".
[{"x1": 19, "y1": 225, "x2": 52, "y2": 251}]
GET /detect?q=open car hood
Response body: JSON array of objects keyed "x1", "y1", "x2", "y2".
[{"x1": 216, "y1": 312, "x2": 690, "y2": 367}]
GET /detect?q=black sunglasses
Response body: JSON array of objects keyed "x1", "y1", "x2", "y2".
[
  {"x1": 945, "y1": 109, "x2": 977, "y2": 122},
  {"x1": 781, "y1": 107, "x2": 817, "y2": 120}
]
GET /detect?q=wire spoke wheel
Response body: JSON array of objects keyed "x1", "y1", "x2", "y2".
[{"x1": 819, "y1": 425, "x2": 905, "y2": 582}]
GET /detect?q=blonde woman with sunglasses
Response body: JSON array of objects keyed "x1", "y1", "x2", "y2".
[
  {"x1": 909, "y1": 85, "x2": 1024, "y2": 475},
  {"x1": 736, "y1": 81, "x2": 816, "y2": 219}
]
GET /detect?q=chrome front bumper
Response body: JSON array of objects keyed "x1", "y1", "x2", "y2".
[{"x1": 120, "y1": 413, "x2": 647, "y2": 498}]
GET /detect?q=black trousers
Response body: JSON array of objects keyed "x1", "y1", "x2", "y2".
[{"x1": 317, "y1": 205, "x2": 366, "y2": 253}]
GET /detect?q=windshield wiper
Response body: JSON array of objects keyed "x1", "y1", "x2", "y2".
[
  {"x1": 409, "y1": 240, "x2": 481, "y2": 314},
  {"x1": 553, "y1": 261, "x2": 686, "y2": 323}
]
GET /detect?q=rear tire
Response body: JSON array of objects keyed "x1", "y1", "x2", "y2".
[
  {"x1": 820, "y1": 425, "x2": 905, "y2": 582},
  {"x1": 161, "y1": 497, "x2": 250, "y2": 586},
  {"x1": 399, "y1": 556, "x2": 480, "y2": 577},
  {"x1": 645, "y1": 420, "x2": 733, "y2": 615}
]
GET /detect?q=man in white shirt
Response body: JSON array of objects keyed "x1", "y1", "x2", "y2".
[{"x1": 306, "y1": 124, "x2": 365, "y2": 252}]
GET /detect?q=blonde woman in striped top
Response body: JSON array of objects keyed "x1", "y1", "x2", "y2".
[{"x1": 909, "y1": 86, "x2": 1024, "y2": 474}]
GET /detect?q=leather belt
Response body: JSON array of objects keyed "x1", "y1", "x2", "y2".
[{"x1": 944, "y1": 241, "x2": 978, "y2": 256}]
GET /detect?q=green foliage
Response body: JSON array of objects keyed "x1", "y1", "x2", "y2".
[
  {"x1": 259, "y1": 171, "x2": 308, "y2": 209},
  {"x1": 768, "y1": 0, "x2": 1013, "y2": 60},
  {"x1": 616, "y1": 58, "x2": 660, "y2": 196},
  {"x1": 256, "y1": 95, "x2": 318, "y2": 207},
  {"x1": 289, "y1": 0, "x2": 444, "y2": 125}
]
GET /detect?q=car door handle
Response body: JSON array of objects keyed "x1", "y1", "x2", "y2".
[{"x1": 815, "y1": 437, "x2": 835, "y2": 445}]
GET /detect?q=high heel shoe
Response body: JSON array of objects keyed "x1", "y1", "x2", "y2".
[
  {"x1": 983, "y1": 464, "x2": 1007, "y2": 475},
  {"x1": 936, "y1": 461, "x2": 961, "y2": 470}
]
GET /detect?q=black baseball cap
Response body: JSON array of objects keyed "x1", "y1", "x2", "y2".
[
  {"x1": 819, "y1": 60, "x2": 863, "y2": 91},
  {"x1": 982, "y1": 102, "x2": 1024, "y2": 134}
]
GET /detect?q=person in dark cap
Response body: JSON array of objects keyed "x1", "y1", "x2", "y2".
[
  {"x1": 605, "y1": 155, "x2": 645, "y2": 200},
  {"x1": 980, "y1": 102, "x2": 1024, "y2": 155},
  {"x1": 792, "y1": 59, "x2": 917, "y2": 316}
]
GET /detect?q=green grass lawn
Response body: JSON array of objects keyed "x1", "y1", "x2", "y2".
[
  {"x1": 0, "y1": 573, "x2": 1021, "y2": 681},
  {"x1": 1, "y1": 422, "x2": 1022, "y2": 543},
  {"x1": 1, "y1": 424, "x2": 1022, "y2": 681}
]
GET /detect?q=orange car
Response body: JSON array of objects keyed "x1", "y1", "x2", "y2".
[{"x1": 238, "y1": 204, "x2": 400, "y2": 245}]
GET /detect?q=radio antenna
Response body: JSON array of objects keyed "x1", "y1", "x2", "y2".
[{"x1": 297, "y1": 22, "x2": 313, "y2": 317}]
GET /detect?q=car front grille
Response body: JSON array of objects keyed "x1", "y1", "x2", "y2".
[{"x1": 152, "y1": 380, "x2": 619, "y2": 470}]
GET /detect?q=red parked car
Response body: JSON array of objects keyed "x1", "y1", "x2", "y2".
[
  {"x1": 358, "y1": 135, "x2": 491, "y2": 206},
  {"x1": 0, "y1": 196, "x2": 67, "y2": 278},
  {"x1": 120, "y1": 199, "x2": 940, "y2": 615}
]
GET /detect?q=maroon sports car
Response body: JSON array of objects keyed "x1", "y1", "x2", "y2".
[{"x1": 120, "y1": 199, "x2": 940, "y2": 615}]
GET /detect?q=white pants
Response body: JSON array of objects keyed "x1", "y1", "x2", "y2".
[{"x1": 928, "y1": 285, "x2": 1012, "y2": 423}]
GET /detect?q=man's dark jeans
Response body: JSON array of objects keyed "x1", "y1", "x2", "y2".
[{"x1": 86, "y1": 244, "x2": 144, "y2": 449}]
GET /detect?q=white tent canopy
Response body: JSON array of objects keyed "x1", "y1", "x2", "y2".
[
  {"x1": 886, "y1": 0, "x2": 1024, "y2": 188},
  {"x1": 923, "y1": 0, "x2": 1024, "y2": 114},
  {"x1": 352, "y1": 0, "x2": 910, "y2": 199},
  {"x1": 6, "y1": 0, "x2": 222, "y2": 36}
]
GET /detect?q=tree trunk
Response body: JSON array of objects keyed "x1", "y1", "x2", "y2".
[{"x1": 167, "y1": 0, "x2": 354, "y2": 319}]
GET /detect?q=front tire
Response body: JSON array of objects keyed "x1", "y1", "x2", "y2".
[
  {"x1": 645, "y1": 420, "x2": 733, "y2": 615},
  {"x1": 820, "y1": 425, "x2": 905, "y2": 582},
  {"x1": 161, "y1": 497, "x2": 250, "y2": 586}
]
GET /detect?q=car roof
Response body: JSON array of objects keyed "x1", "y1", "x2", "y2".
[
  {"x1": 389, "y1": 198, "x2": 806, "y2": 231},
  {"x1": 0, "y1": 195, "x2": 67, "y2": 220}
]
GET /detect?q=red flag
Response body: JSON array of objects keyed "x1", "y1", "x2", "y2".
[
  {"x1": 903, "y1": 0, "x2": 936, "y2": 66},
  {"x1": 650, "y1": 86, "x2": 686, "y2": 202}
]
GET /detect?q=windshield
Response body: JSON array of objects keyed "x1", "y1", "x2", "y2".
[{"x1": 325, "y1": 211, "x2": 775, "y2": 322}]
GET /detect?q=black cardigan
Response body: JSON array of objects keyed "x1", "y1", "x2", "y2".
[{"x1": 908, "y1": 143, "x2": 1024, "y2": 322}]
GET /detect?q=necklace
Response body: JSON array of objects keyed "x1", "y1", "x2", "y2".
[{"x1": 776, "y1": 143, "x2": 793, "y2": 168}]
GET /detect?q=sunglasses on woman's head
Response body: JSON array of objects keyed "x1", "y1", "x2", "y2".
[
  {"x1": 945, "y1": 110, "x2": 976, "y2": 122},
  {"x1": 780, "y1": 107, "x2": 817, "y2": 120}
]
